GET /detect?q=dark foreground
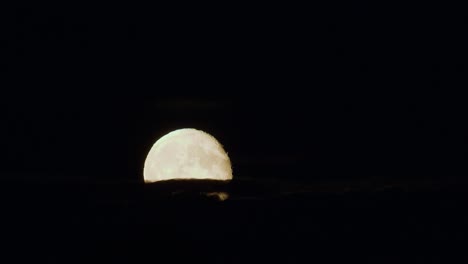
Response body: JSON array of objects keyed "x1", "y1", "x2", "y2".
[{"x1": 1, "y1": 178, "x2": 467, "y2": 263}]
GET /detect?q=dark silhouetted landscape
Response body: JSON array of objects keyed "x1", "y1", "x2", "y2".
[{"x1": 1, "y1": 177, "x2": 467, "y2": 263}]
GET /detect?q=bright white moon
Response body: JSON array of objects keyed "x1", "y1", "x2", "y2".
[{"x1": 144, "y1": 128, "x2": 233, "y2": 183}]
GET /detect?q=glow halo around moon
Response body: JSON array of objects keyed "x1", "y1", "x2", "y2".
[{"x1": 143, "y1": 128, "x2": 233, "y2": 183}]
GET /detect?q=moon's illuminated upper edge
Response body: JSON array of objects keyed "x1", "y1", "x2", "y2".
[{"x1": 143, "y1": 128, "x2": 233, "y2": 183}]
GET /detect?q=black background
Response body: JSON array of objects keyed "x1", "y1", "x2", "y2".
[
  {"x1": 1, "y1": 3, "x2": 466, "y2": 183},
  {"x1": 1, "y1": 3, "x2": 467, "y2": 263}
]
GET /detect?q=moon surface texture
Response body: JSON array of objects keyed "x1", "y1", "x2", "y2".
[{"x1": 144, "y1": 128, "x2": 233, "y2": 183}]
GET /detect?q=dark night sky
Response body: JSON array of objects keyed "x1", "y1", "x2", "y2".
[{"x1": 1, "y1": 3, "x2": 466, "y2": 183}]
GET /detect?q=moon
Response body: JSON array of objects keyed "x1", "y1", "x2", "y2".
[{"x1": 144, "y1": 128, "x2": 233, "y2": 183}]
